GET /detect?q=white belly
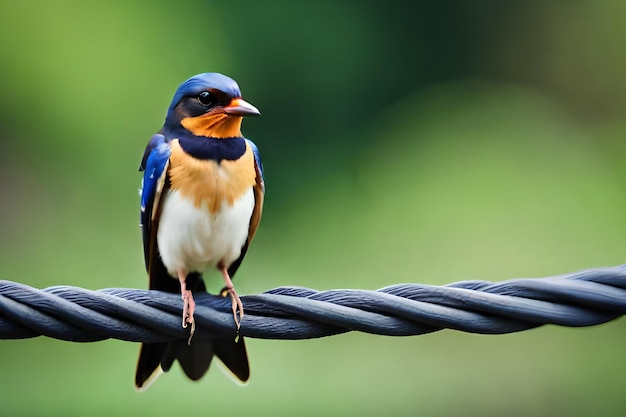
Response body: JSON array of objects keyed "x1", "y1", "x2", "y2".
[{"x1": 157, "y1": 187, "x2": 255, "y2": 276}]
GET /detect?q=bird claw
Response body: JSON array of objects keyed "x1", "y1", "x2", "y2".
[
  {"x1": 187, "y1": 320, "x2": 195, "y2": 345},
  {"x1": 225, "y1": 286, "x2": 244, "y2": 329},
  {"x1": 181, "y1": 289, "x2": 195, "y2": 344}
]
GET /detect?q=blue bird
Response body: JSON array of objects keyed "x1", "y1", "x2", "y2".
[{"x1": 135, "y1": 72, "x2": 264, "y2": 390}]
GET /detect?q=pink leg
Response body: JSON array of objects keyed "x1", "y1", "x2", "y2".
[
  {"x1": 177, "y1": 270, "x2": 195, "y2": 341},
  {"x1": 220, "y1": 266, "x2": 244, "y2": 329}
]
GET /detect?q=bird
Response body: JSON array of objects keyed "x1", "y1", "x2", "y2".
[{"x1": 135, "y1": 72, "x2": 264, "y2": 390}]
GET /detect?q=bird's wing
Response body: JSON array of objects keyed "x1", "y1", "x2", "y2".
[
  {"x1": 227, "y1": 138, "x2": 264, "y2": 278},
  {"x1": 139, "y1": 134, "x2": 176, "y2": 291},
  {"x1": 246, "y1": 138, "x2": 264, "y2": 242}
]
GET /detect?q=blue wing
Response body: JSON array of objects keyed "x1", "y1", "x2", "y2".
[
  {"x1": 139, "y1": 134, "x2": 171, "y2": 270},
  {"x1": 245, "y1": 138, "x2": 264, "y2": 189}
]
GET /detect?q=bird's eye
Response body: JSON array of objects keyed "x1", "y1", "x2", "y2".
[{"x1": 198, "y1": 91, "x2": 215, "y2": 107}]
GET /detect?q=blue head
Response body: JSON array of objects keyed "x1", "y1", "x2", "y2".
[{"x1": 164, "y1": 72, "x2": 259, "y2": 138}]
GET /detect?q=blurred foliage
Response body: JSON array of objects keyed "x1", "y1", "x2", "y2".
[{"x1": 1, "y1": 1, "x2": 626, "y2": 416}]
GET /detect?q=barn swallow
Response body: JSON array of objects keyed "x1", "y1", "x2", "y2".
[{"x1": 135, "y1": 72, "x2": 264, "y2": 389}]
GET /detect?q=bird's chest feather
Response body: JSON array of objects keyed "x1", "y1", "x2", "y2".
[
  {"x1": 156, "y1": 139, "x2": 257, "y2": 273},
  {"x1": 167, "y1": 139, "x2": 256, "y2": 213}
]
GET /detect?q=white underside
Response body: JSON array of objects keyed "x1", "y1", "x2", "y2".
[{"x1": 157, "y1": 188, "x2": 255, "y2": 276}]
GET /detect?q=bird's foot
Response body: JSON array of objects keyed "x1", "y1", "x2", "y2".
[
  {"x1": 224, "y1": 285, "x2": 244, "y2": 329},
  {"x1": 181, "y1": 289, "x2": 196, "y2": 344},
  {"x1": 178, "y1": 271, "x2": 196, "y2": 344},
  {"x1": 219, "y1": 267, "x2": 244, "y2": 330}
]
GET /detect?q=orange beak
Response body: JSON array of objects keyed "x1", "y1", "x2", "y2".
[{"x1": 224, "y1": 98, "x2": 261, "y2": 116}]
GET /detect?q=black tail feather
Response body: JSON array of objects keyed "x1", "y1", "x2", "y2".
[{"x1": 214, "y1": 336, "x2": 250, "y2": 382}]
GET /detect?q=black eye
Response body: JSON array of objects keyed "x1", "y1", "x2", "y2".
[{"x1": 198, "y1": 91, "x2": 215, "y2": 107}]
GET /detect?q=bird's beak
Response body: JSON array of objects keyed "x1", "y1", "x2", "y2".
[{"x1": 224, "y1": 98, "x2": 261, "y2": 116}]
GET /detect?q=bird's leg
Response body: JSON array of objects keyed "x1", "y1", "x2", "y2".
[
  {"x1": 220, "y1": 266, "x2": 244, "y2": 329},
  {"x1": 177, "y1": 270, "x2": 195, "y2": 342}
]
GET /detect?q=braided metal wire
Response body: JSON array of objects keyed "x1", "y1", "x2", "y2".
[{"x1": 1, "y1": 265, "x2": 625, "y2": 343}]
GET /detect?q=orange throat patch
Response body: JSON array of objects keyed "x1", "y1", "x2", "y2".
[
  {"x1": 180, "y1": 112, "x2": 243, "y2": 138},
  {"x1": 167, "y1": 139, "x2": 256, "y2": 213}
]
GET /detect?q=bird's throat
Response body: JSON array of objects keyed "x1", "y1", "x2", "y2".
[{"x1": 181, "y1": 113, "x2": 243, "y2": 138}]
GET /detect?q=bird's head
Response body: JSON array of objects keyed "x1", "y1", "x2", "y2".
[{"x1": 164, "y1": 72, "x2": 260, "y2": 138}]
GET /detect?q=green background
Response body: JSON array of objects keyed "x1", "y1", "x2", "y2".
[{"x1": 1, "y1": 1, "x2": 626, "y2": 416}]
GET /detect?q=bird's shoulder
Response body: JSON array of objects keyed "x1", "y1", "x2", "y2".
[{"x1": 140, "y1": 134, "x2": 171, "y2": 213}]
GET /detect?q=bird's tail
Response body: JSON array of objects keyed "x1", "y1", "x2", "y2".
[
  {"x1": 135, "y1": 336, "x2": 249, "y2": 390},
  {"x1": 135, "y1": 270, "x2": 249, "y2": 390}
]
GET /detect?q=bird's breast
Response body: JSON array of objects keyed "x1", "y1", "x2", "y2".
[
  {"x1": 167, "y1": 139, "x2": 257, "y2": 213},
  {"x1": 157, "y1": 187, "x2": 255, "y2": 275}
]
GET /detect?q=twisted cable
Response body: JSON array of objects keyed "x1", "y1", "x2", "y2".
[{"x1": 1, "y1": 265, "x2": 625, "y2": 343}]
